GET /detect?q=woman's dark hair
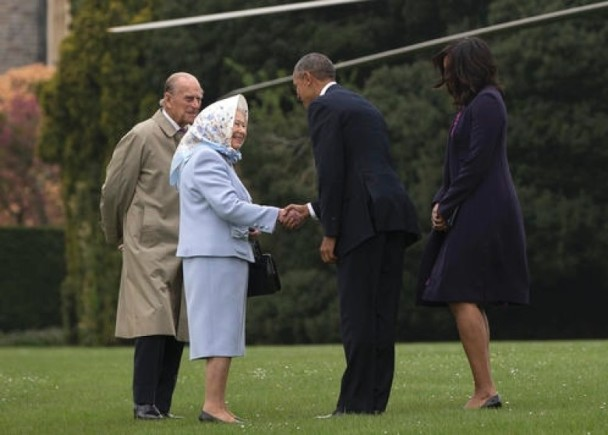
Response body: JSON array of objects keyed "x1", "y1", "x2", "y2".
[{"x1": 433, "y1": 37, "x2": 502, "y2": 106}]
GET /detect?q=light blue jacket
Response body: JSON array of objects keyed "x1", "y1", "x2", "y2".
[{"x1": 176, "y1": 146, "x2": 279, "y2": 261}]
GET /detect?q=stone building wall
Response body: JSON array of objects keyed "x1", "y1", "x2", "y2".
[{"x1": 0, "y1": 0, "x2": 46, "y2": 74}]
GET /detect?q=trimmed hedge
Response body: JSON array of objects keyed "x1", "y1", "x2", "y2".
[{"x1": 0, "y1": 227, "x2": 65, "y2": 331}]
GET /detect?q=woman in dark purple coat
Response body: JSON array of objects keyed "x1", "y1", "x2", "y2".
[{"x1": 417, "y1": 37, "x2": 529, "y2": 409}]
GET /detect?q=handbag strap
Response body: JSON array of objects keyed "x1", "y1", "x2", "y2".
[{"x1": 250, "y1": 239, "x2": 263, "y2": 258}]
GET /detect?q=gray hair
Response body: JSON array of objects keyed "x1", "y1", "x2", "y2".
[
  {"x1": 293, "y1": 52, "x2": 336, "y2": 80},
  {"x1": 164, "y1": 72, "x2": 198, "y2": 94}
]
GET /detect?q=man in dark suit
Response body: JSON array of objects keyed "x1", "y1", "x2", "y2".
[{"x1": 285, "y1": 53, "x2": 420, "y2": 416}]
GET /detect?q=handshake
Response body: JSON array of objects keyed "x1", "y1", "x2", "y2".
[{"x1": 278, "y1": 203, "x2": 310, "y2": 230}]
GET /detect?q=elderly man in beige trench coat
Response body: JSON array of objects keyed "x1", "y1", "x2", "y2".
[{"x1": 100, "y1": 72, "x2": 203, "y2": 420}]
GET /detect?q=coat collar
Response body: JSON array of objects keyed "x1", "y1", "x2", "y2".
[
  {"x1": 152, "y1": 109, "x2": 181, "y2": 139},
  {"x1": 320, "y1": 81, "x2": 337, "y2": 96}
]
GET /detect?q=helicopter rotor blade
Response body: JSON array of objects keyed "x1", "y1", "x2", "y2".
[
  {"x1": 108, "y1": 0, "x2": 371, "y2": 33},
  {"x1": 225, "y1": 1, "x2": 608, "y2": 97}
]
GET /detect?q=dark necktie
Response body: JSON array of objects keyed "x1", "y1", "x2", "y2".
[{"x1": 175, "y1": 127, "x2": 187, "y2": 143}]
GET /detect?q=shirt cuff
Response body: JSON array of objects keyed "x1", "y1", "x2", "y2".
[{"x1": 307, "y1": 203, "x2": 318, "y2": 220}]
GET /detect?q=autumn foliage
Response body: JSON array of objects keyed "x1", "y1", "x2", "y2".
[{"x1": 0, "y1": 64, "x2": 63, "y2": 227}]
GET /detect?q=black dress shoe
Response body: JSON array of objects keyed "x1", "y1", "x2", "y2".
[
  {"x1": 133, "y1": 404, "x2": 163, "y2": 420},
  {"x1": 198, "y1": 410, "x2": 244, "y2": 424},
  {"x1": 481, "y1": 394, "x2": 503, "y2": 409}
]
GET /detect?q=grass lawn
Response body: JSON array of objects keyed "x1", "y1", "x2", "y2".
[{"x1": 1, "y1": 341, "x2": 606, "y2": 434}]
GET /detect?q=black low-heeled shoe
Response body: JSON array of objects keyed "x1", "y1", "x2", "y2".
[
  {"x1": 198, "y1": 410, "x2": 244, "y2": 424},
  {"x1": 481, "y1": 394, "x2": 503, "y2": 409}
]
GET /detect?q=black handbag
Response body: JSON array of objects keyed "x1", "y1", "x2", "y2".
[{"x1": 247, "y1": 240, "x2": 281, "y2": 297}]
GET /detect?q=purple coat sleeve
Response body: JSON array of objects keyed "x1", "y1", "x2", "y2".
[{"x1": 437, "y1": 92, "x2": 505, "y2": 219}]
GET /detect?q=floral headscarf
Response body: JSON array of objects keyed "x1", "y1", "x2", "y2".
[{"x1": 169, "y1": 94, "x2": 248, "y2": 187}]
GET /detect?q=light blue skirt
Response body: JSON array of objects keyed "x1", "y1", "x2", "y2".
[{"x1": 183, "y1": 256, "x2": 248, "y2": 360}]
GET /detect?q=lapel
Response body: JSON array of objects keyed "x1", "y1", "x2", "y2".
[
  {"x1": 152, "y1": 109, "x2": 182, "y2": 147},
  {"x1": 227, "y1": 164, "x2": 252, "y2": 203}
]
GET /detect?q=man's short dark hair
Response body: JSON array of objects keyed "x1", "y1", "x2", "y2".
[{"x1": 293, "y1": 52, "x2": 336, "y2": 80}]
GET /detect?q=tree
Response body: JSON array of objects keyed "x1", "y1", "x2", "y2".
[
  {"x1": 40, "y1": 0, "x2": 450, "y2": 345},
  {"x1": 488, "y1": 0, "x2": 608, "y2": 338},
  {"x1": 0, "y1": 64, "x2": 63, "y2": 227},
  {"x1": 41, "y1": 0, "x2": 608, "y2": 344},
  {"x1": 39, "y1": 0, "x2": 152, "y2": 344},
  {"x1": 360, "y1": 0, "x2": 608, "y2": 339}
]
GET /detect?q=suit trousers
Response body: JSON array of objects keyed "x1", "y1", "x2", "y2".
[
  {"x1": 335, "y1": 231, "x2": 406, "y2": 413},
  {"x1": 133, "y1": 335, "x2": 184, "y2": 413}
]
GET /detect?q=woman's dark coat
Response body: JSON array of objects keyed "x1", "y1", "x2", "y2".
[{"x1": 417, "y1": 86, "x2": 530, "y2": 306}]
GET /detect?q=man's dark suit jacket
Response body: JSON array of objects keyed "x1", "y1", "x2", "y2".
[{"x1": 308, "y1": 84, "x2": 419, "y2": 255}]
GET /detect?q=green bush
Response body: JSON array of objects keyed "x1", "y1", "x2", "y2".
[
  {"x1": 0, "y1": 327, "x2": 66, "y2": 346},
  {"x1": 0, "y1": 227, "x2": 65, "y2": 331}
]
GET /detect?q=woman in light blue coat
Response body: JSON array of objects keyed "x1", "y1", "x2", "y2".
[{"x1": 170, "y1": 94, "x2": 283, "y2": 424}]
